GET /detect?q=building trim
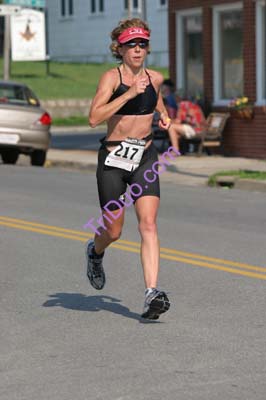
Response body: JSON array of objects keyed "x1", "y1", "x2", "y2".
[
  {"x1": 176, "y1": 7, "x2": 202, "y2": 92},
  {"x1": 212, "y1": 2, "x2": 243, "y2": 106},
  {"x1": 256, "y1": 0, "x2": 266, "y2": 104}
]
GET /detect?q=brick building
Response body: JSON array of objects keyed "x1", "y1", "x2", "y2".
[{"x1": 168, "y1": 0, "x2": 266, "y2": 158}]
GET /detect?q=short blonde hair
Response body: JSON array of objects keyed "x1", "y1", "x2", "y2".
[{"x1": 110, "y1": 18, "x2": 151, "y2": 60}]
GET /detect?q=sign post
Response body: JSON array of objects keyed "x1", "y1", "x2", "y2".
[
  {"x1": 3, "y1": 15, "x2": 11, "y2": 80},
  {"x1": 1, "y1": 5, "x2": 22, "y2": 80}
]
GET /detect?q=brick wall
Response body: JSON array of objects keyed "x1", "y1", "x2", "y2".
[{"x1": 169, "y1": 0, "x2": 266, "y2": 159}]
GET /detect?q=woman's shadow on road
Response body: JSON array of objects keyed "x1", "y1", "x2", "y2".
[{"x1": 42, "y1": 292, "x2": 160, "y2": 323}]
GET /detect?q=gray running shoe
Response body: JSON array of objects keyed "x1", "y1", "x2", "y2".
[
  {"x1": 141, "y1": 288, "x2": 170, "y2": 320},
  {"x1": 85, "y1": 240, "x2": 105, "y2": 290}
]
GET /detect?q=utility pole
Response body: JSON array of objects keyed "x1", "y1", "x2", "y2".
[
  {"x1": 44, "y1": 5, "x2": 50, "y2": 76},
  {"x1": 0, "y1": 4, "x2": 22, "y2": 80},
  {"x1": 3, "y1": 15, "x2": 11, "y2": 80}
]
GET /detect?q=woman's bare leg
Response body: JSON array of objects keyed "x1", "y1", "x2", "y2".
[
  {"x1": 134, "y1": 195, "x2": 160, "y2": 288},
  {"x1": 168, "y1": 123, "x2": 187, "y2": 152},
  {"x1": 94, "y1": 208, "x2": 125, "y2": 254}
]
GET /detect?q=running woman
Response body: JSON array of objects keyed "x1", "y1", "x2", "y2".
[{"x1": 86, "y1": 18, "x2": 171, "y2": 320}]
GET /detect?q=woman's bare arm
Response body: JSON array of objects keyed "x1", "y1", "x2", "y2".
[
  {"x1": 151, "y1": 71, "x2": 171, "y2": 130},
  {"x1": 89, "y1": 69, "x2": 150, "y2": 127}
]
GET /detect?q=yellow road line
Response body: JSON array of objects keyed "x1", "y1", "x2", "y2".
[
  {"x1": 160, "y1": 253, "x2": 266, "y2": 281},
  {"x1": 1, "y1": 216, "x2": 266, "y2": 280},
  {"x1": 0, "y1": 216, "x2": 94, "y2": 238},
  {"x1": 0, "y1": 221, "x2": 89, "y2": 242},
  {"x1": 1, "y1": 216, "x2": 265, "y2": 273},
  {"x1": 1, "y1": 216, "x2": 266, "y2": 274},
  {"x1": 109, "y1": 243, "x2": 266, "y2": 280},
  {"x1": 159, "y1": 247, "x2": 266, "y2": 273}
]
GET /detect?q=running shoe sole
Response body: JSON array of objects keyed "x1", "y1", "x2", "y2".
[{"x1": 141, "y1": 293, "x2": 170, "y2": 320}]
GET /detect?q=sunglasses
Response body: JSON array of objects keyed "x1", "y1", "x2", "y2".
[{"x1": 124, "y1": 40, "x2": 149, "y2": 49}]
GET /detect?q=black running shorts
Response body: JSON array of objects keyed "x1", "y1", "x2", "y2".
[{"x1": 96, "y1": 143, "x2": 160, "y2": 211}]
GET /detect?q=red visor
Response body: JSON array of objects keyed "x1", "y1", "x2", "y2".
[{"x1": 118, "y1": 27, "x2": 150, "y2": 44}]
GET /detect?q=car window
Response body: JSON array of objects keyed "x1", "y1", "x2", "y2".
[
  {"x1": 0, "y1": 84, "x2": 40, "y2": 107},
  {"x1": 25, "y1": 87, "x2": 40, "y2": 107}
]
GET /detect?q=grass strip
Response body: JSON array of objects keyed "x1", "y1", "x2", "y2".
[
  {"x1": 208, "y1": 170, "x2": 266, "y2": 187},
  {"x1": 0, "y1": 60, "x2": 168, "y2": 100},
  {"x1": 52, "y1": 116, "x2": 89, "y2": 126}
]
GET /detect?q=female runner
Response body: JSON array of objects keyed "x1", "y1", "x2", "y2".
[{"x1": 86, "y1": 18, "x2": 172, "y2": 320}]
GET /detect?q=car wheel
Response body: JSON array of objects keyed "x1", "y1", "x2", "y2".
[
  {"x1": 1, "y1": 149, "x2": 19, "y2": 164},
  {"x1": 31, "y1": 150, "x2": 46, "y2": 167}
]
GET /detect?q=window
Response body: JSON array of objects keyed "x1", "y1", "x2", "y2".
[
  {"x1": 99, "y1": 0, "x2": 104, "y2": 12},
  {"x1": 0, "y1": 84, "x2": 39, "y2": 107},
  {"x1": 69, "y1": 0, "x2": 73, "y2": 15},
  {"x1": 90, "y1": 0, "x2": 104, "y2": 14},
  {"x1": 124, "y1": 0, "x2": 139, "y2": 12},
  {"x1": 256, "y1": 0, "x2": 266, "y2": 103},
  {"x1": 177, "y1": 9, "x2": 203, "y2": 97},
  {"x1": 61, "y1": 0, "x2": 65, "y2": 16},
  {"x1": 61, "y1": 0, "x2": 74, "y2": 17},
  {"x1": 213, "y1": 4, "x2": 243, "y2": 103},
  {"x1": 91, "y1": 0, "x2": 96, "y2": 13},
  {"x1": 158, "y1": 0, "x2": 167, "y2": 8}
]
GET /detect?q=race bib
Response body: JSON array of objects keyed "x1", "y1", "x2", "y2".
[{"x1": 104, "y1": 137, "x2": 145, "y2": 171}]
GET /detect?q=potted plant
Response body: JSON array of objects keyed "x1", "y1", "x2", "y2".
[{"x1": 228, "y1": 96, "x2": 254, "y2": 119}]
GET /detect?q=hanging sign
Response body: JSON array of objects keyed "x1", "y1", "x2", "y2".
[
  {"x1": 4, "y1": 0, "x2": 45, "y2": 8},
  {"x1": 11, "y1": 8, "x2": 46, "y2": 61},
  {"x1": 0, "y1": 5, "x2": 21, "y2": 15}
]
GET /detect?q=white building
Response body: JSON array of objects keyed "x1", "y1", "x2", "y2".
[{"x1": 46, "y1": 0, "x2": 169, "y2": 67}]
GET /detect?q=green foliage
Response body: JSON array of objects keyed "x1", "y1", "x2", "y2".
[
  {"x1": 0, "y1": 59, "x2": 168, "y2": 100},
  {"x1": 228, "y1": 96, "x2": 253, "y2": 110},
  {"x1": 52, "y1": 116, "x2": 89, "y2": 126}
]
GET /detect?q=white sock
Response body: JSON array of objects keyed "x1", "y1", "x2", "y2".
[{"x1": 145, "y1": 287, "x2": 156, "y2": 297}]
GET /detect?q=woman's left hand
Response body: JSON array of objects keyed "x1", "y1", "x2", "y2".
[{"x1": 158, "y1": 114, "x2": 171, "y2": 130}]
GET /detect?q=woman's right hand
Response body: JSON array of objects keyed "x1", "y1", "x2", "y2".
[{"x1": 127, "y1": 77, "x2": 148, "y2": 98}]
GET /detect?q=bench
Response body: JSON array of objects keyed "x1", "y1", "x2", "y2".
[
  {"x1": 152, "y1": 112, "x2": 230, "y2": 155},
  {"x1": 197, "y1": 112, "x2": 230, "y2": 156}
]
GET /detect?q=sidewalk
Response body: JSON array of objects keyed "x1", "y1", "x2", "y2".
[{"x1": 47, "y1": 126, "x2": 266, "y2": 192}]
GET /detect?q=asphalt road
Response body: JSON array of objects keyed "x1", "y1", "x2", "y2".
[
  {"x1": 50, "y1": 129, "x2": 106, "y2": 151},
  {"x1": 50, "y1": 128, "x2": 169, "y2": 154},
  {"x1": 1, "y1": 164, "x2": 266, "y2": 400}
]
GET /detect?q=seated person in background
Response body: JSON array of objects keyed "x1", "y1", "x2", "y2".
[
  {"x1": 152, "y1": 78, "x2": 178, "y2": 134},
  {"x1": 160, "y1": 79, "x2": 178, "y2": 119},
  {"x1": 168, "y1": 97, "x2": 207, "y2": 153}
]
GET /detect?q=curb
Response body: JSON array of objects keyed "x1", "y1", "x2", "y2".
[
  {"x1": 211, "y1": 175, "x2": 266, "y2": 192},
  {"x1": 45, "y1": 156, "x2": 266, "y2": 192},
  {"x1": 214, "y1": 175, "x2": 238, "y2": 188},
  {"x1": 234, "y1": 179, "x2": 266, "y2": 192},
  {"x1": 45, "y1": 159, "x2": 97, "y2": 172}
]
